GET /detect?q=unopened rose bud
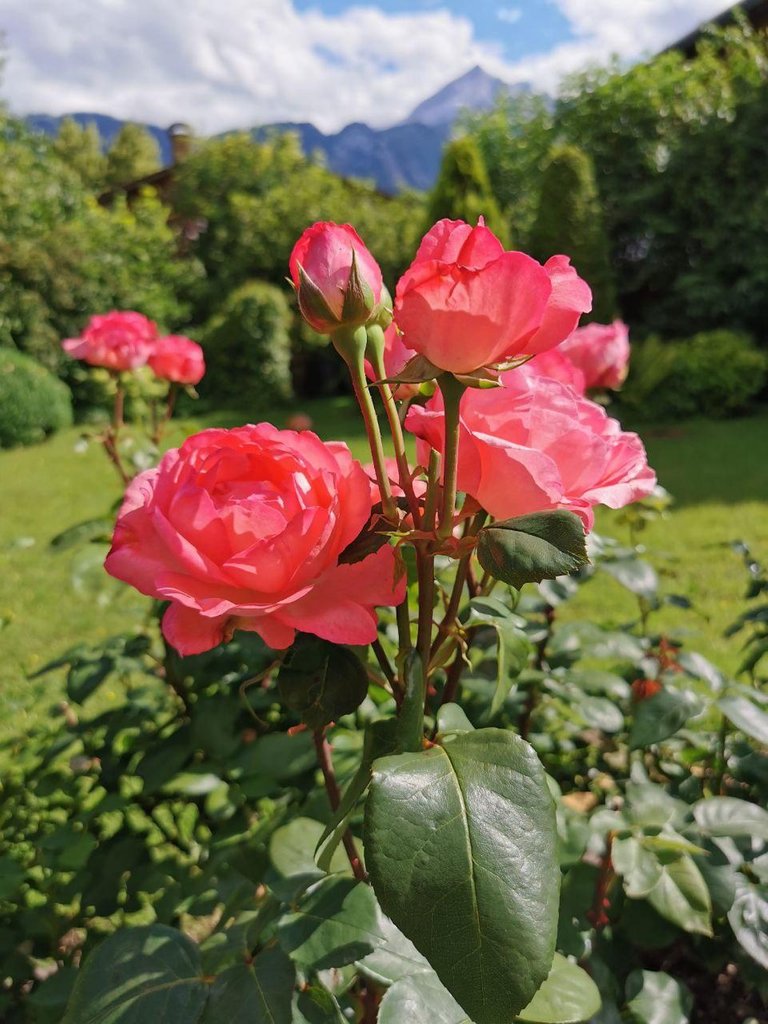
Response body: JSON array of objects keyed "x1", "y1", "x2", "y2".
[{"x1": 289, "y1": 222, "x2": 383, "y2": 335}]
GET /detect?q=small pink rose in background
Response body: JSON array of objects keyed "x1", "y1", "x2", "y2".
[
  {"x1": 364, "y1": 325, "x2": 420, "y2": 400},
  {"x1": 105, "y1": 424, "x2": 405, "y2": 656},
  {"x1": 526, "y1": 348, "x2": 587, "y2": 395},
  {"x1": 286, "y1": 412, "x2": 314, "y2": 431},
  {"x1": 148, "y1": 335, "x2": 205, "y2": 386},
  {"x1": 62, "y1": 311, "x2": 157, "y2": 372},
  {"x1": 406, "y1": 364, "x2": 655, "y2": 530},
  {"x1": 393, "y1": 218, "x2": 592, "y2": 375},
  {"x1": 559, "y1": 320, "x2": 630, "y2": 390},
  {"x1": 289, "y1": 222, "x2": 383, "y2": 334}
]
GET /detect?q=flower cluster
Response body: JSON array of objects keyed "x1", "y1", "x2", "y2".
[
  {"x1": 106, "y1": 217, "x2": 655, "y2": 657},
  {"x1": 62, "y1": 311, "x2": 205, "y2": 385}
]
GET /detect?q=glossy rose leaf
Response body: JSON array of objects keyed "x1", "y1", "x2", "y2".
[
  {"x1": 477, "y1": 512, "x2": 588, "y2": 591},
  {"x1": 364, "y1": 728, "x2": 559, "y2": 1024}
]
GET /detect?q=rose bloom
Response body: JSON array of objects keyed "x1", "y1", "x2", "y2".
[
  {"x1": 289, "y1": 222, "x2": 383, "y2": 334},
  {"x1": 406, "y1": 365, "x2": 655, "y2": 530},
  {"x1": 62, "y1": 311, "x2": 157, "y2": 371},
  {"x1": 148, "y1": 335, "x2": 205, "y2": 386},
  {"x1": 394, "y1": 219, "x2": 592, "y2": 375},
  {"x1": 105, "y1": 424, "x2": 405, "y2": 655},
  {"x1": 559, "y1": 320, "x2": 630, "y2": 390},
  {"x1": 526, "y1": 348, "x2": 587, "y2": 395},
  {"x1": 364, "y1": 324, "x2": 421, "y2": 400}
]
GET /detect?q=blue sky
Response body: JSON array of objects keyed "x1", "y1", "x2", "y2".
[{"x1": 1, "y1": 0, "x2": 731, "y2": 134}]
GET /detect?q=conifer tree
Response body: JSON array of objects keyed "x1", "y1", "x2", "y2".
[
  {"x1": 529, "y1": 143, "x2": 617, "y2": 321},
  {"x1": 426, "y1": 135, "x2": 508, "y2": 244},
  {"x1": 53, "y1": 117, "x2": 107, "y2": 189}
]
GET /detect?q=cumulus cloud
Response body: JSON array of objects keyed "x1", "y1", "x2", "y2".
[
  {"x1": 506, "y1": 0, "x2": 731, "y2": 91},
  {"x1": 0, "y1": 0, "x2": 734, "y2": 134}
]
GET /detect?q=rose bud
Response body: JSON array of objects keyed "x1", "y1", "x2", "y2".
[{"x1": 289, "y1": 222, "x2": 383, "y2": 335}]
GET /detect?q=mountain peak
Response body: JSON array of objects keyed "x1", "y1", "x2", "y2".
[{"x1": 403, "y1": 65, "x2": 520, "y2": 128}]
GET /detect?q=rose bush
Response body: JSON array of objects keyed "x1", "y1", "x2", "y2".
[
  {"x1": 289, "y1": 221, "x2": 383, "y2": 333},
  {"x1": 105, "y1": 423, "x2": 405, "y2": 655},
  {"x1": 393, "y1": 218, "x2": 592, "y2": 374},
  {"x1": 147, "y1": 334, "x2": 206, "y2": 385},
  {"x1": 406, "y1": 364, "x2": 655, "y2": 527},
  {"x1": 62, "y1": 310, "x2": 157, "y2": 371}
]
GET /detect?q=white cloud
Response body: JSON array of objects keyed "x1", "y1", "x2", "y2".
[
  {"x1": 498, "y1": 7, "x2": 522, "y2": 25},
  {"x1": 0, "y1": 0, "x2": 734, "y2": 134},
  {"x1": 0, "y1": 0, "x2": 512, "y2": 133},
  {"x1": 505, "y1": 0, "x2": 731, "y2": 92}
]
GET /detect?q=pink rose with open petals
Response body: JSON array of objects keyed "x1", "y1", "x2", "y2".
[
  {"x1": 105, "y1": 424, "x2": 405, "y2": 655},
  {"x1": 526, "y1": 348, "x2": 587, "y2": 395},
  {"x1": 62, "y1": 311, "x2": 157, "y2": 372},
  {"x1": 558, "y1": 320, "x2": 630, "y2": 390},
  {"x1": 289, "y1": 222, "x2": 383, "y2": 334},
  {"x1": 148, "y1": 335, "x2": 206, "y2": 385},
  {"x1": 393, "y1": 219, "x2": 592, "y2": 375},
  {"x1": 405, "y1": 365, "x2": 655, "y2": 530}
]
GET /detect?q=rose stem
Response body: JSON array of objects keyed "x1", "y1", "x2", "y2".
[
  {"x1": 312, "y1": 727, "x2": 367, "y2": 883},
  {"x1": 369, "y1": 346, "x2": 421, "y2": 526},
  {"x1": 436, "y1": 374, "x2": 466, "y2": 539}
]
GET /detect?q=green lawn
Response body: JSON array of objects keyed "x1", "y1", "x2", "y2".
[{"x1": 1, "y1": 401, "x2": 765, "y2": 739}]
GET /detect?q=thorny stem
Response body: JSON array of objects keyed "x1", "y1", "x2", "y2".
[
  {"x1": 371, "y1": 637, "x2": 401, "y2": 703},
  {"x1": 152, "y1": 383, "x2": 179, "y2": 446},
  {"x1": 313, "y1": 728, "x2": 367, "y2": 883},
  {"x1": 430, "y1": 511, "x2": 488, "y2": 666},
  {"x1": 587, "y1": 831, "x2": 616, "y2": 931},
  {"x1": 102, "y1": 376, "x2": 132, "y2": 486}
]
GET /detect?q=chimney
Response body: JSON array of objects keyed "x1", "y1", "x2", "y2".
[{"x1": 168, "y1": 123, "x2": 192, "y2": 165}]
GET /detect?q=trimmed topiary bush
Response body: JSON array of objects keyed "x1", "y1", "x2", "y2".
[
  {"x1": 529, "y1": 143, "x2": 617, "y2": 322},
  {"x1": 0, "y1": 348, "x2": 73, "y2": 447},
  {"x1": 198, "y1": 280, "x2": 293, "y2": 407},
  {"x1": 621, "y1": 330, "x2": 767, "y2": 421}
]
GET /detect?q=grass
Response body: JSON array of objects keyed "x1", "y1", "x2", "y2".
[{"x1": 0, "y1": 400, "x2": 765, "y2": 739}]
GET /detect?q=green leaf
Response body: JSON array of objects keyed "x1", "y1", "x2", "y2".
[
  {"x1": 277, "y1": 636, "x2": 368, "y2": 730},
  {"x1": 60, "y1": 925, "x2": 210, "y2": 1024},
  {"x1": 600, "y1": 557, "x2": 659, "y2": 599},
  {"x1": 462, "y1": 596, "x2": 531, "y2": 716},
  {"x1": 477, "y1": 511, "x2": 588, "y2": 590},
  {"x1": 435, "y1": 703, "x2": 475, "y2": 736},
  {"x1": 277, "y1": 877, "x2": 383, "y2": 970},
  {"x1": 365, "y1": 728, "x2": 559, "y2": 1024},
  {"x1": 516, "y1": 954, "x2": 601, "y2": 1023},
  {"x1": 717, "y1": 694, "x2": 768, "y2": 744},
  {"x1": 270, "y1": 818, "x2": 348, "y2": 897},
  {"x1": 644, "y1": 854, "x2": 712, "y2": 937},
  {"x1": 0, "y1": 858, "x2": 26, "y2": 900},
  {"x1": 294, "y1": 981, "x2": 347, "y2": 1023},
  {"x1": 728, "y1": 877, "x2": 768, "y2": 969},
  {"x1": 50, "y1": 517, "x2": 114, "y2": 551},
  {"x1": 202, "y1": 952, "x2": 294, "y2": 1024},
  {"x1": 355, "y1": 914, "x2": 431, "y2": 985},
  {"x1": 612, "y1": 835, "x2": 663, "y2": 898},
  {"x1": 379, "y1": 352, "x2": 441, "y2": 384},
  {"x1": 315, "y1": 719, "x2": 398, "y2": 873},
  {"x1": 624, "y1": 970, "x2": 692, "y2": 1024},
  {"x1": 378, "y1": 971, "x2": 473, "y2": 1024},
  {"x1": 67, "y1": 656, "x2": 115, "y2": 703},
  {"x1": 693, "y1": 796, "x2": 768, "y2": 841},
  {"x1": 629, "y1": 690, "x2": 700, "y2": 749}
]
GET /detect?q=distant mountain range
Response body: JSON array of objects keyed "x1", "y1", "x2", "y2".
[{"x1": 23, "y1": 66, "x2": 525, "y2": 193}]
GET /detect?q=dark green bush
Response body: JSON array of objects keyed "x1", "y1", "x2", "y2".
[
  {"x1": 198, "y1": 280, "x2": 293, "y2": 406},
  {"x1": 622, "y1": 330, "x2": 768, "y2": 420},
  {"x1": 426, "y1": 135, "x2": 508, "y2": 243},
  {"x1": 0, "y1": 348, "x2": 73, "y2": 447}
]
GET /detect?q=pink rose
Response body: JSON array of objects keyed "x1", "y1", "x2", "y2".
[
  {"x1": 105, "y1": 424, "x2": 405, "y2": 655},
  {"x1": 148, "y1": 335, "x2": 205, "y2": 385},
  {"x1": 405, "y1": 365, "x2": 655, "y2": 530},
  {"x1": 364, "y1": 325, "x2": 421, "y2": 400},
  {"x1": 526, "y1": 349, "x2": 587, "y2": 395},
  {"x1": 393, "y1": 219, "x2": 592, "y2": 375},
  {"x1": 559, "y1": 320, "x2": 630, "y2": 390},
  {"x1": 62, "y1": 311, "x2": 157, "y2": 372},
  {"x1": 289, "y1": 222, "x2": 383, "y2": 334}
]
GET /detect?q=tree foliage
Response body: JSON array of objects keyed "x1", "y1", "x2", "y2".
[
  {"x1": 529, "y1": 144, "x2": 617, "y2": 321},
  {"x1": 426, "y1": 135, "x2": 507, "y2": 242},
  {"x1": 105, "y1": 122, "x2": 162, "y2": 186},
  {"x1": 53, "y1": 117, "x2": 107, "y2": 190}
]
